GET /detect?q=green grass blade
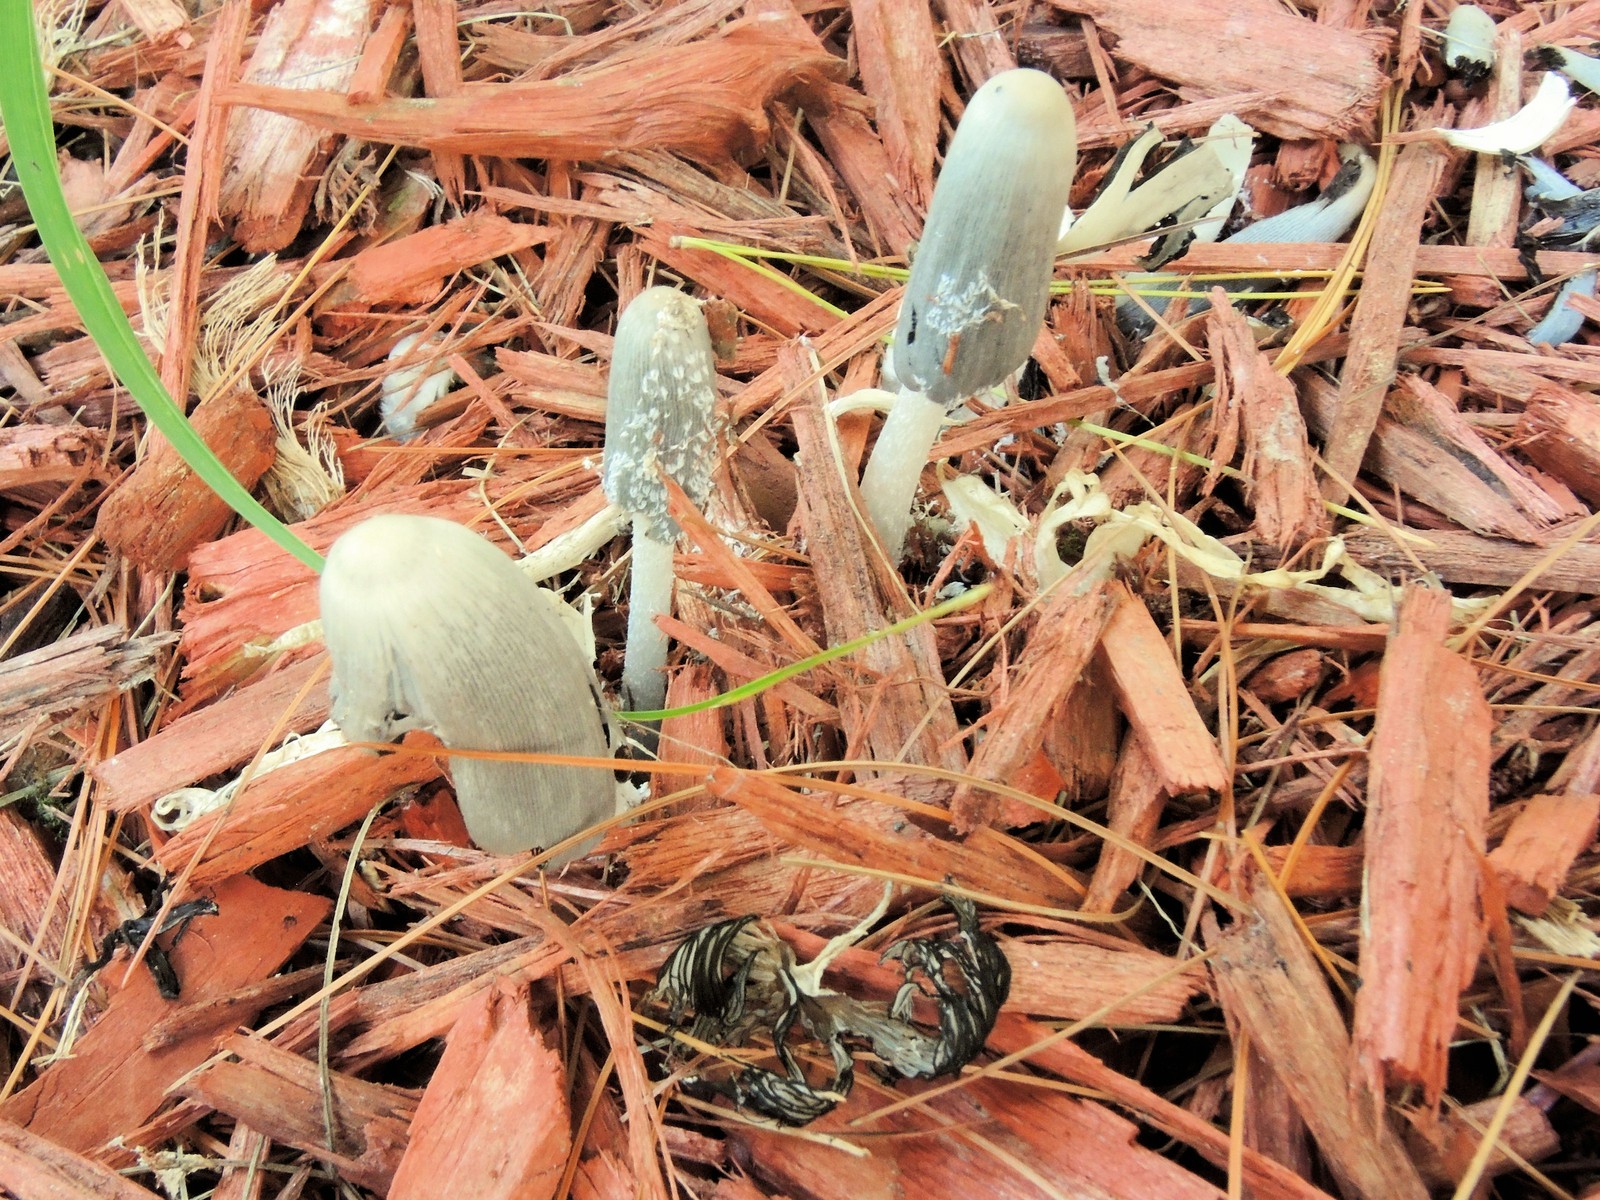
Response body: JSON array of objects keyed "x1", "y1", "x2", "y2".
[
  {"x1": 618, "y1": 582, "x2": 992, "y2": 721},
  {"x1": 0, "y1": 3, "x2": 325, "y2": 574}
]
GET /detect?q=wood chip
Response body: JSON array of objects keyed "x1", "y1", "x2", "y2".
[
  {"x1": 1488, "y1": 793, "x2": 1600, "y2": 916},
  {"x1": 0, "y1": 877, "x2": 330, "y2": 1155},
  {"x1": 94, "y1": 388, "x2": 278, "y2": 573},
  {"x1": 1354, "y1": 586, "x2": 1490, "y2": 1109},
  {"x1": 1098, "y1": 584, "x2": 1229, "y2": 797},
  {"x1": 1206, "y1": 875, "x2": 1430, "y2": 1200},
  {"x1": 222, "y1": 16, "x2": 839, "y2": 165},
  {"x1": 1043, "y1": 0, "x2": 1387, "y2": 140},
  {"x1": 1321, "y1": 144, "x2": 1446, "y2": 502},
  {"x1": 389, "y1": 979, "x2": 570, "y2": 1200},
  {"x1": 179, "y1": 1034, "x2": 416, "y2": 1192}
]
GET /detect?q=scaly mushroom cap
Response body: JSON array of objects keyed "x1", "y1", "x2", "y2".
[
  {"x1": 320, "y1": 514, "x2": 614, "y2": 858},
  {"x1": 892, "y1": 68, "x2": 1077, "y2": 409},
  {"x1": 602, "y1": 287, "x2": 719, "y2": 542}
]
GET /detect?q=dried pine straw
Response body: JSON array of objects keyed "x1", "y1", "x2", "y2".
[{"x1": 9, "y1": 1, "x2": 1600, "y2": 1197}]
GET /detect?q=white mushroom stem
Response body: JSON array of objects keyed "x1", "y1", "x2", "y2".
[
  {"x1": 621, "y1": 531, "x2": 676, "y2": 714},
  {"x1": 858, "y1": 387, "x2": 946, "y2": 560}
]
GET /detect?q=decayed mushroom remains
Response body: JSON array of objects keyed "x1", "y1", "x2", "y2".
[
  {"x1": 858, "y1": 68, "x2": 1077, "y2": 559},
  {"x1": 319, "y1": 513, "x2": 615, "y2": 861},
  {"x1": 602, "y1": 286, "x2": 720, "y2": 716}
]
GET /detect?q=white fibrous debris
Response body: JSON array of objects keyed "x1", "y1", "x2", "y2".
[
  {"x1": 381, "y1": 334, "x2": 457, "y2": 441},
  {"x1": 1435, "y1": 72, "x2": 1575, "y2": 155},
  {"x1": 259, "y1": 361, "x2": 344, "y2": 521},
  {"x1": 923, "y1": 269, "x2": 1018, "y2": 338},
  {"x1": 152, "y1": 725, "x2": 349, "y2": 832}
]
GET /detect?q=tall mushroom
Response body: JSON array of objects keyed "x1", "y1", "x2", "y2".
[
  {"x1": 602, "y1": 286, "x2": 720, "y2": 716},
  {"x1": 320, "y1": 513, "x2": 615, "y2": 862},
  {"x1": 859, "y1": 68, "x2": 1077, "y2": 558}
]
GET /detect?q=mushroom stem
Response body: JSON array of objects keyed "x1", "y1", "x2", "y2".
[
  {"x1": 858, "y1": 387, "x2": 946, "y2": 559},
  {"x1": 622, "y1": 530, "x2": 676, "y2": 715}
]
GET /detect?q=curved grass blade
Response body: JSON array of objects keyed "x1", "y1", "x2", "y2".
[
  {"x1": 618, "y1": 582, "x2": 993, "y2": 721},
  {"x1": 0, "y1": 4, "x2": 325, "y2": 574}
]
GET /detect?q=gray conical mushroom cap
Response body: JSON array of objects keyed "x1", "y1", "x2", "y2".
[
  {"x1": 320, "y1": 514, "x2": 614, "y2": 859},
  {"x1": 602, "y1": 287, "x2": 719, "y2": 542},
  {"x1": 892, "y1": 69, "x2": 1077, "y2": 409}
]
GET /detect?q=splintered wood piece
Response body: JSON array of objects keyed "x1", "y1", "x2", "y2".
[
  {"x1": 0, "y1": 809, "x2": 74, "y2": 981},
  {"x1": 735, "y1": 1059, "x2": 1227, "y2": 1199},
  {"x1": 0, "y1": 1118, "x2": 162, "y2": 1200},
  {"x1": 223, "y1": 16, "x2": 839, "y2": 165},
  {"x1": 1002, "y1": 932, "x2": 1204, "y2": 1023},
  {"x1": 1464, "y1": 26, "x2": 1523, "y2": 249},
  {"x1": 178, "y1": 1035, "x2": 416, "y2": 1192},
  {"x1": 850, "y1": 0, "x2": 939, "y2": 211},
  {"x1": 322, "y1": 212, "x2": 550, "y2": 308},
  {"x1": 656, "y1": 662, "x2": 731, "y2": 800},
  {"x1": 1518, "y1": 382, "x2": 1600, "y2": 506},
  {"x1": 1405, "y1": 1093, "x2": 1560, "y2": 1189},
  {"x1": 1355, "y1": 586, "x2": 1490, "y2": 1109},
  {"x1": 346, "y1": 5, "x2": 412, "y2": 104},
  {"x1": 1299, "y1": 376, "x2": 1551, "y2": 542},
  {"x1": 1262, "y1": 843, "x2": 1364, "y2": 899},
  {"x1": 389, "y1": 979, "x2": 570, "y2": 1200},
  {"x1": 0, "y1": 625, "x2": 171, "y2": 741},
  {"x1": 635, "y1": 221, "x2": 841, "y2": 338},
  {"x1": 1320, "y1": 143, "x2": 1445, "y2": 503},
  {"x1": 950, "y1": 578, "x2": 1116, "y2": 832},
  {"x1": 1386, "y1": 374, "x2": 1575, "y2": 525},
  {"x1": 155, "y1": 745, "x2": 440, "y2": 888},
  {"x1": 218, "y1": 0, "x2": 374, "y2": 252},
  {"x1": 95, "y1": 656, "x2": 330, "y2": 813},
  {"x1": 1082, "y1": 733, "x2": 1166, "y2": 912},
  {"x1": 1041, "y1": 653, "x2": 1121, "y2": 802},
  {"x1": 1206, "y1": 879, "x2": 1429, "y2": 1200},
  {"x1": 1042, "y1": 0, "x2": 1386, "y2": 140},
  {"x1": 160, "y1": 0, "x2": 247, "y2": 409},
  {"x1": 94, "y1": 388, "x2": 278, "y2": 573},
  {"x1": 786, "y1": 347, "x2": 966, "y2": 775},
  {"x1": 1488, "y1": 793, "x2": 1600, "y2": 916},
  {"x1": 0, "y1": 877, "x2": 331, "y2": 1155},
  {"x1": 1205, "y1": 300, "x2": 1323, "y2": 552},
  {"x1": 1342, "y1": 526, "x2": 1600, "y2": 595},
  {"x1": 0, "y1": 425, "x2": 108, "y2": 490},
  {"x1": 707, "y1": 767, "x2": 1084, "y2": 911},
  {"x1": 412, "y1": 0, "x2": 466, "y2": 201},
  {"x1": 809, "y1": 83, "x2": 922, "y2": 255},
  {"x1": 1243, "y1": 1040, "x2": 1314, "y2": 1186},
  {"x1": 1098, "y1": 585, "x2": 1228, "y2": 796}
]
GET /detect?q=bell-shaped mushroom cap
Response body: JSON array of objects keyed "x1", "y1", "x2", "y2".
[
  {"x1": 320, "y1": 514, "x2": 614, "y2": 859},
  {"x1": 892, "y1": 68, "x2": 1077, "y2": 409},
  {"x1": 602, "y1": 287, "x2": 719, "y2": 543}
]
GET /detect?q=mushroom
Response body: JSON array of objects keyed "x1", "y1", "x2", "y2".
[
  {"x1": 319, "y1": 513, "x2": 615, "y2": 861},
  {"x1": 602, "y1": 286, "x2": 720, "y2": 716},
  {"x1": 858, "y1": 68, "x2": 1077, "y2": 559},
  {"x1": 1442, "y1": 5, "x2": 1496, "y2": 85}
]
